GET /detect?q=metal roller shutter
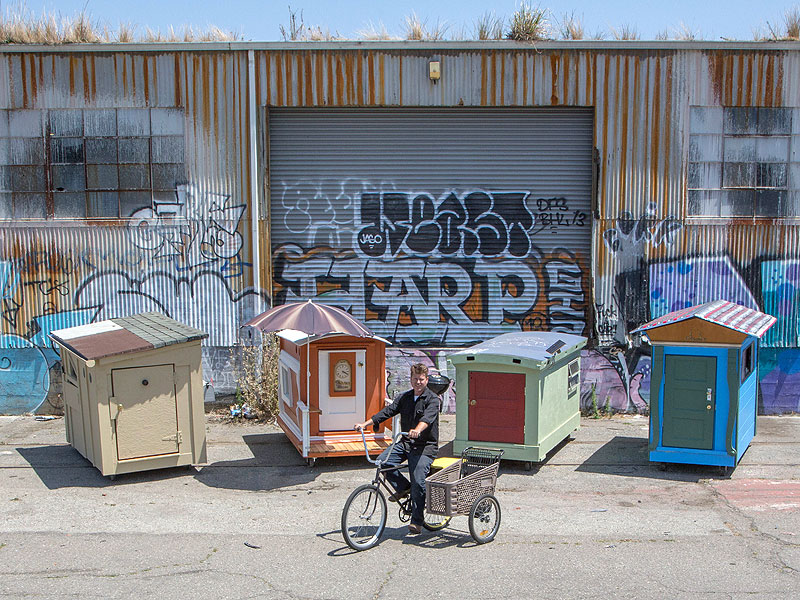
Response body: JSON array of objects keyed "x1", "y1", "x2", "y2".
[{"x1": 268, "y1": 107, "x2": 593, "y2": 346}]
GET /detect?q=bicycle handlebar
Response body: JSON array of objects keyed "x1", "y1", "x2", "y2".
[{"x1": 355, "y1": 426, "x2": 408, "y2": 465}]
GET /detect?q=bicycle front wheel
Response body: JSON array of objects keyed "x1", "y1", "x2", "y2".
[{"x1": 341, "y1": 484, "x2": 387, "y2": 551}]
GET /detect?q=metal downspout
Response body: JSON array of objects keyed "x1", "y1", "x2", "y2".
[{"x1": 247, "y1": 49, "x2": 263, "y2": 309}]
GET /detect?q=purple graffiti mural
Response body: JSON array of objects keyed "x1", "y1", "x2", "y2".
[
  {"x1": 385, "y1": 348, "x2": 456, "y2": 413},
  {"x1": 759, "y1": 349, "x2": 800, "y2": 414},
  {"x1": 649, "y1": 256, "x2": 757, "y2": 318},
  {"x1": 580, "y1": 349, "x2": 651, "y2": 413}
]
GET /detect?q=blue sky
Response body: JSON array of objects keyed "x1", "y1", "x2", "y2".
[{"x1": 12, "y1": 1, "x2": 800, "y2": 41}]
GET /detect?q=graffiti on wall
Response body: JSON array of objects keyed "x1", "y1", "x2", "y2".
[
  {"x1": 273, "y1": 183, "x2": 591, "y2": 345},
  {"x1": 0, "y1": 183, "x2": 264, "y2": 414},
  {"x1": 386, "y1": 348, "x2": 456, "y2": 413}
]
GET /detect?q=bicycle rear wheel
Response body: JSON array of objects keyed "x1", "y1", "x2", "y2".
[
  {"x1": 341, "y1": 484, "x2": 387, "y2": 551},
  {"x1": 468, "y1": 494, "x2": 501, "y2": 544}
]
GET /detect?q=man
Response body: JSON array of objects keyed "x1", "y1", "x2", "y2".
[{"x1": 355, "y1": 363, "x2": 440, "y2": 535}]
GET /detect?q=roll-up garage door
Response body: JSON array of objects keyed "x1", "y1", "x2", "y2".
[{"x1": 268, "y1": 108, "x2": 593, "y2": 347}]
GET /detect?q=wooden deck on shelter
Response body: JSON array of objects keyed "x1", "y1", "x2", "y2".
[{"x1": 278, "y1": 416, "x2": 392, "y2": 458}]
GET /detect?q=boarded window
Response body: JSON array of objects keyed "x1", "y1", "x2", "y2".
[
  {"x1": 688, "y1": 106, "x2": 799, "y2": 218},
  {"x1": 0, "y1": 108, "x2": 185, "y2": 219}
]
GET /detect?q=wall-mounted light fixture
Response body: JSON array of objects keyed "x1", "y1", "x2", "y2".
[{"x1": 429, "y1": 59, "x2": 441, "y2": 83}]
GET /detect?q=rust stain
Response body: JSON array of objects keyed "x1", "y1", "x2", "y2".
[
  {"x1": 213, "y1": 55, "x2": 220, "y2": 142},
  {"x1": 745, "y1": 53, "x2": 753, "y2": 105},
  {"x1": 398, "y1": 55, "x2": 403, "y2": 105},
  {"x1": 367, "y1": 52, "x2": 375, "y2": 105},
  {"x1": 642, "y1": 56, "x2": 651, "y2": 202},
  {"x1": 142, "y1": 54, "x2": 150, "y2": 105},
  {"x1": 295, "y1": 52, "x2": 304, "y2": 105},
  {"x1": 499, "y1": 52, "x2": 505, "y2": 103},
  {"x1": 201, "y1": 54, "x2": 211, "y2": 129},
  {"x1": 263, "y1": 52, "x2": 270, "y2": 106},
  {"x1": 327, "y1": 53, "x2": 335, "y2": 105},
  {"x1": 562, "y1": 52, "x2": 570, "y2": 104},
  {"x1": 522, "y1": 52, "x2": 528, "y2": 104},
  {"x1": 480, "y1": 51, "x2": 487, "y2": 106},
  {"x1": 378, "y1": 53, "x2": 385, "y2": 105},
  {"x1": 600, "y1": 53, "x2": 611, "y2": 211},
  {"x1": 709, "y1": 51, "x2": 722, "y2": 104},
  {"x1": 20, "y1": 55, "x2": 28, "y2": 106},
  {"x1": 756, "y1": 53, "x2": 764, "y2": 105},
  {"x1": 315, "y1": 52, "x2": 323, "y2": 105},
  {"x1": 121, "y1": 54, "x2": 128, "y2": 97},
  {"x1": 512, "y1": 52, "x2": 518, "y2": 103},
  {"x1": 174, "y1": 53, "x2": 182, "y2": 106},
  {"x1": 736, "y1": 53, "x2": 744, "y2": 106},
  {"x1": 30, "y1": 54, "x2": 39, "y2": 104},
  {"x1": 335, "y1": 54, "x2": 344, "y2": 105},
  {"x1": 304, "y1": 52, "x2": 314, "y2": 106},
  {"x1": 550, "y1": 53, "x2": 559, "y2": 105},
  {"x1": 631, "y1": 54, "x2": 641, "y2": 202},
  {"x1": 765, "y1": 53, "x2": 775, "y2": 106},
  {"x1": 344, "y1": 53, "x2": 355, "y2": 104},
  {"x1": 356, "y1": 51, "x2": 364, "y2": 105},
  {"x1": 275, "y1": 52, "x2": 284, "y2": 105},
  {"x1": 619, "y1": 54, "x2": 629, "y2": 207},
  {"x1": 490, "y1": 51, "x2": 497, "y2": 106},
  {"x1": 776, "y1": 55, "x2": 784, "y2": 105},
  {"x1": 650, "y1": 55, "x2": 661, "y2": 207},
  {"x1": 284, "y1": 53, "x2": 293, "y2": 106},
  {"x1": 663, "y1": 55, "x2": 673, "y2": 220},
  {"x1": 130, "y1": 55, "x2": 136, "y2": 98},
  {"x1": 69, "y1": 56, "x2": 76, "y2": 98}
]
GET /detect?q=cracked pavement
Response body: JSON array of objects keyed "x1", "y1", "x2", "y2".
[{"x1": 1, "y1": 414, "x2": 799, "y2": 599}]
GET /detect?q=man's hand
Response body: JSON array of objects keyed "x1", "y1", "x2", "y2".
[
  {"x1": 354, "y1": 420, "x2": 372, "y2": 432},
  {"x1": 409, "y1": 422, "x2": 429, "y2": 439}
]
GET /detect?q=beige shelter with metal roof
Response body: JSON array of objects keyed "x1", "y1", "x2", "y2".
[{"x1": 49, "y1": 312, "x2": 208, "y2": 477}]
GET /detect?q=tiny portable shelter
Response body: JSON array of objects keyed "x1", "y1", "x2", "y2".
[
  {"x1": 49, "y1": 312, "x2": 208, "y2": 477},
  {"x1": 450, "y1": 331, "x2": 587, "y2": 468},
  {"x1": 275, "y1": 330, "x2": 392, "y2": 463},
  {"x1": 242, "y1": 299, "x2": 394, "y2": 464},
  {"x1": 632, "y1": 300, "x2": 776, "y2": 469}
]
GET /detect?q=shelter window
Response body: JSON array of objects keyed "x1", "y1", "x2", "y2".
[
  {"x1": 741, "y1": 342, "x2": 755, "y2": 383},
  {"x1": 567, "y1": 358, "x2": 580, "y2": 396},
  {"x1": 688, "y1": 106, "x2": 799, "y2": 218},
  {"x1": 0, "y1": 108, "x2": 185, "y2": 220}
]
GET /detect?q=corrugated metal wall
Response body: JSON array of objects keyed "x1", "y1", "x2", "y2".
[
  {"x1": 0, "y1": 42, "x2": 799, "y2": 413},
  {"x1": 268, "y1": 107, "x2": 593, "y2": 345}
]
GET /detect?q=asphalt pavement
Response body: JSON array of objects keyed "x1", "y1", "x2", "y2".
[{"x1": 1, "y1": 413, "x2": 799, "y2": 599}]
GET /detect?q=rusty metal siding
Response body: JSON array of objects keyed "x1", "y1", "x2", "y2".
[{"x1": 0, "y1": 50, "x2": 261, "y2": 358}]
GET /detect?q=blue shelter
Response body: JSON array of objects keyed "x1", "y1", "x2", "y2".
[{"x1": 633, "y1": 300, "x2": 776, "y2": 469}]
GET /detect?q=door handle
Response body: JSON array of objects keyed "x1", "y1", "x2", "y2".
[{"x1": 470, "y1": 399, "x2": 477, "y2": 406}]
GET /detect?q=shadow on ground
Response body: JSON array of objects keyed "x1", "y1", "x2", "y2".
[
  {"x1": 15, "y1": 445, "x2": 196, "y2": 489},
  {"x1": 575, "y1": 436, "x2": 730, "y2": 482},
  {"x1": 194, "y1": 432, "x2": 373, "y2": 491}
]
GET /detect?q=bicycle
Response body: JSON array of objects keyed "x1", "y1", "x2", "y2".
[{"x1": 341, "y1": 428, "x2": 452, "y2": 551}]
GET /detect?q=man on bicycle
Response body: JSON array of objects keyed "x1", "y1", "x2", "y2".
[{"x1": 355, "y1": 363, "x2": 439, "y2": 535}]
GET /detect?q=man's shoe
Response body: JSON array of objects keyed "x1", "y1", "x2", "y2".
[
  {"x1": 387, "y1": 488, "x2": 410, "y2": 503},
  {"x1": 407, "y1": 524, "x2": 422, "y2": 535}
]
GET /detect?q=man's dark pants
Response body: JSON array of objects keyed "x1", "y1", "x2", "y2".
[{"x1": 377, "y1": 443, "x2": 434, "y2": 526}]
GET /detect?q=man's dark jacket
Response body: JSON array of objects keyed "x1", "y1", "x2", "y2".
[{"x1": 370, "y1": 387, "x2": 439, "y2": 457}]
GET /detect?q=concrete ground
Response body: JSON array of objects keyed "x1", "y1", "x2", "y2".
[{"x1": 1, "y1": 413, "x2": 799, "y2": 599}]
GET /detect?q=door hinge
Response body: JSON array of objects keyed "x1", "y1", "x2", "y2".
[{"x1": 162, "y1": 431, "x2": 183, "y2": 444}]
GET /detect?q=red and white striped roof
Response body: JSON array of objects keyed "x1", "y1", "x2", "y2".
[{"x1": 632, "y1": 300, "x2": 777, "y2": 338}]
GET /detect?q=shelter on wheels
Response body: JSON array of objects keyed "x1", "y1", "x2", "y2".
[
  {"x1": 633, "y1": 300, "x2": 776, "y2": 470},
  {"x1": 450, "y1": 331, "x2": 586, "y2": 469},
  {"x1": 243, "y1": 300, "x2": 393, "y2": 465}
]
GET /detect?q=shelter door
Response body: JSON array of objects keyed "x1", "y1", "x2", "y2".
[
  {"x1": 318, "y1": 349, "x2": 366, "y2": 431},
  {"x1": 662, "y1": 355, "x2": 716, "y2": 450},
  {"x1": 111, "y1": 364, "x2": 180, "y2": 460},
  {"x1": 468, "y1": 371, "x2": 525, "y2": 444}
]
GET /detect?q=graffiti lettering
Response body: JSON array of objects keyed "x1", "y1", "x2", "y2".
[{"x1": 357, "y1": 190, "x2": 587, "y2": 259}]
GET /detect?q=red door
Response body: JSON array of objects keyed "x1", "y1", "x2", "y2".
[{"x1": 468, "y1": 371, "x2": 525, "y2": 444}]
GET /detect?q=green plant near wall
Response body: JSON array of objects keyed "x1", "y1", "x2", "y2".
[{"x1": 590, "y1": 383, "x2": 600, "y2": 419}]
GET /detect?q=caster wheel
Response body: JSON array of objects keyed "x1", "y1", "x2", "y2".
[
  {"x1": 524, "y1": 461, "x2": 533, "y2": 471},
  {"x1": 306, "y1": 457, "x2": 316, "y2": 467}
]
